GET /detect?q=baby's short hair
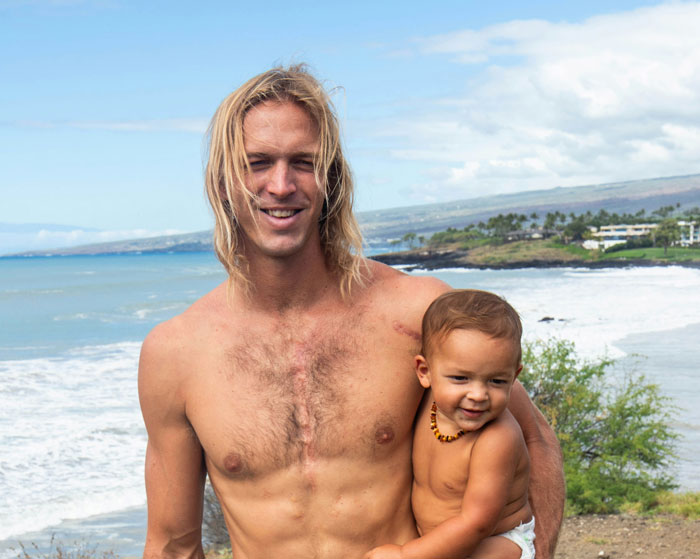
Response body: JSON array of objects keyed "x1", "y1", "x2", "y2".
[{"x1": 421, "y1": 289, "x2": 522, "y2": 364}]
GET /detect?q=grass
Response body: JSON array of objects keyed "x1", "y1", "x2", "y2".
[
  {"x1": 618, "y1": 491, "x2": 700, "y2": 519},
  {"x1": 548, "y1": 241, "x2": 596, "y2": 259},
  {"x1": 12, "y1": 536, "x2": 118, "y2": 559},
  {"x1": 464, "y1": 239, "x2": 589, "y2": 264},
  {"x1": 653, "y1": 491, "x2": 700, "y2": 519},
  {"x1": 601, "y1": 247, "x2": 700, "y2": 261},
  {"x1": 418, "y1": 237, "x2": 700, "y2": 265},
  {"x1": 457, "y1": 237, "x2": 493, "y2": 250}
]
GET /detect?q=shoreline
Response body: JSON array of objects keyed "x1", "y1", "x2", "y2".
[
  {"x1": 370, "y1": 249, "x2": 700, "y2": 271},
  {"x1": 0, "y1": 505, "x2": 146, "y2": 559}
]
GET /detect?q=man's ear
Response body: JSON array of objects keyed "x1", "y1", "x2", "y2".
[{"x1": 415, "y1": 354, "x2": 432, "y2": 389}]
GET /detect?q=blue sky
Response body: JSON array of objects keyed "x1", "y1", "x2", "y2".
[{"x1": 2, "y1": 0, "x2": 699, "y2": 253}]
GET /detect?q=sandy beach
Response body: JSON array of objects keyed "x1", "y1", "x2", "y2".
[{"x1": 555, "y1": 514, "x2": 700, "y2": 559}]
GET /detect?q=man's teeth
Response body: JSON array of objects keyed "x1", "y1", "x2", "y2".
[{"x1": 265, "y1": 209, "x2": 297, "y2": 218}]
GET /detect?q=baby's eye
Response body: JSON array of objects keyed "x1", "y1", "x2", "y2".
[
  {"x1": 449, "y1": 375, "x2": 469, "y2": 382},
  {"x1": 489, "y1": 378, "x2": 508, "y2": 385}
]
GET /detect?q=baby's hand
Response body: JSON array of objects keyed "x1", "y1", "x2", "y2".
[{"x1": 363, "y1": 543, "x2": 403, "y2": 559}]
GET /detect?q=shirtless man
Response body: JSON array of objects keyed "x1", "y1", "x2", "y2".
[{"x1": 138, "y1": 65, "x2": 564, "y2": 559}]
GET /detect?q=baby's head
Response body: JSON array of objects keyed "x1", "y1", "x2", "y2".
[
  {"x1": 421, "y1": 289, "x2": 522, "y2": 364},
  {"x1": 417, "y1": 289, "x2": 523, "y2": 433}
]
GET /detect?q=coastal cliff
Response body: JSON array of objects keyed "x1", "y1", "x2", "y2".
[{"x1": 371, "y1": 245, "x2": 700, "y2": 270}]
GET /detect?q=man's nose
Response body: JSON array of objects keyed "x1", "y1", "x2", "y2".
[{"x1": 266, "y1": 161, "x2": 296, "y2": 197}]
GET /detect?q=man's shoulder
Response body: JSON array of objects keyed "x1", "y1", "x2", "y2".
[
  {"x1": 140, "y1": 281, "x2": 229, "y2": 365},
  {"x1": 363, "y1": 258, "x2": 450, "y2": 305}
]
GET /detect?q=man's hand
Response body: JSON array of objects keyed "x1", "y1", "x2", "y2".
[{"x1": 363, "y1": 544, "x2": 403, "y2": 559}]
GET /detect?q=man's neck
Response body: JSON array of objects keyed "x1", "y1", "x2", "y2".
[{"x1": 239, "y1": 246, "x2": 339, "y2": 313}]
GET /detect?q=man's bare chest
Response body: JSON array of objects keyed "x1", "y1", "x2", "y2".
[{"x1": 185, "y1": 318, "x2": 422, "y2": 479}]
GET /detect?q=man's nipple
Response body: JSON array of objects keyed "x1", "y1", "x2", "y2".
[
  {"x1": 375, "y1": 426, "x2": 395, "y2": 445},
  {"x1": 223, "y1": 452, "x2": 245, "y2": 474}
]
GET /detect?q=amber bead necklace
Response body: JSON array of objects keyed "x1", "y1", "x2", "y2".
[{"x1": 430, "y1": 402, "x2": 465, "y2": 442}]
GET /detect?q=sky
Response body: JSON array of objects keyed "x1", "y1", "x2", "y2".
[{"x1": 1, "y1": 0, "x2": 700, "y2": 253}]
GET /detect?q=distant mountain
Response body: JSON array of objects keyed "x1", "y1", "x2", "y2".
[
  {"x1": 358, "y1": 173, "x2": 700, "y2": 240},
  {"x1": 0, "y1": 222, "x2": 100, "y2": 233},
  {"x1": 3, "y1": 230, "x2": 213, "y2": 257},
  {"x1": 6, "y1": 174, "x2": 700, "y2": 257}
]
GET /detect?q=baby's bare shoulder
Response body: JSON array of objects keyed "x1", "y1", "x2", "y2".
[{"x1": 474, "y1": 411, "x2": 527, "y2": 457}]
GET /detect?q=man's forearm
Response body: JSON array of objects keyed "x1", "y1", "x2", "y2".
[{"x1": 527, "y1": 422, "x2": 565, "y2": 559}]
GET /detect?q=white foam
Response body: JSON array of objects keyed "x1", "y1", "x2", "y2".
[
  {"x1": 0, "y1": 342, "x2": 147, "y2": 539},
  {"x1": 417, "y1": 266, "x2": 700, "y2": 358},
  {"x1": 132, "y1": 303, "x2": 183, "y2": 320}
]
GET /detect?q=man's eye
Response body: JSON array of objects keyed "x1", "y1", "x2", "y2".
[
  {"x1": 249, "y1": 160, "x2": 268, "y2": 168},
  {"x1": 294, "y1": 159, "x2": 314, "y2": 170}
]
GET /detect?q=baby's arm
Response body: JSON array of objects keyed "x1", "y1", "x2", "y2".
[{"x1": 364, "y1": 417, "x2": 522, "y2": 559}]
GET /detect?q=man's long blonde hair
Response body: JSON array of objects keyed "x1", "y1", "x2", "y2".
[{"x1": 205, "y1": 64, "x2": 364, "y2": 296}]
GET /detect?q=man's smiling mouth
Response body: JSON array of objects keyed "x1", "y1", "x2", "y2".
[{"x1": 262, "y1": 209, "x2": 300, "y2": 218}]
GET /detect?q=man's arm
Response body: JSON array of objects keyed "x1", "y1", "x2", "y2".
[
  {"x1": 508, "y1": 381, "x2": 565, "y2": 559},
  {"x1": 139, "y1": 324, "x2": 207, "y2": 559}
]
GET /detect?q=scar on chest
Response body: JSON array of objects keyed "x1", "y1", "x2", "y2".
[{"x1": 392, "y1": 321, "x2": 421, "y2": 342}]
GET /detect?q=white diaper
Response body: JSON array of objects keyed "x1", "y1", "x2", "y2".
[{"x1": 497, "y1": 516, "x2": 535, "y2": 559}]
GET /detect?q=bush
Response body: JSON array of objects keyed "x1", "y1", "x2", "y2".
[{"x1": 520, "y1": 339, "x2": 678, "y2": 514}]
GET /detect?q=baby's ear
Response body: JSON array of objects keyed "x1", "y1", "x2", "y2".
[
  {"x1": 514, "y1": 364, "x2": 523, "y2": 380},
  {"x1": 415, "y1": 354, "x2": 432, "y2": 389}
]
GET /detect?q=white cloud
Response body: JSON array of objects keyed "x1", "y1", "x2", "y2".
[{"x1": 376, "y1": 2, "x2": 700, "y2": 202}]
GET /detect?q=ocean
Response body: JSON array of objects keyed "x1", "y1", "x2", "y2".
[{"x1": 1, "y1": 253, "x2": 699, "y2": 557}]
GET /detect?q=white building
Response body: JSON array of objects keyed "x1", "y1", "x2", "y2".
[
  {"x1": 679, "y1": 220, "x2": 700, "y2": 247},
  {"x1": 589, "y1": 223, "x2": 657, "y2": 250},
  {"x1": 584, "y1": 220, "x2": 699, "y2": 250}
]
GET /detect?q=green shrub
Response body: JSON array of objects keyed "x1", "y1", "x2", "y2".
[{"x1": 520, "y1": 339, "x2": 678, "y2": 514}]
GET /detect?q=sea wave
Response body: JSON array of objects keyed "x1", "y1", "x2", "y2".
[
  {"x1": 421, "y1": 266, "x2": 700, "y2": 359},
  {"x1": 0, "y1": 342, "x2": 146, "y2": 540}
]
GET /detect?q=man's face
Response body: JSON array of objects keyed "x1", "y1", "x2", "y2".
[
  {"x1": 416, "y1": 329, "x2": 521, "y2": 434},
  {"x1": 235, "y1": 100, "x2": 323, "y2": 260}
]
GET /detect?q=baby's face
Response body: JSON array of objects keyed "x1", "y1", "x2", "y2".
[{"x1": 418, "y1": 329, "x2": 521, "y2": 434}]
